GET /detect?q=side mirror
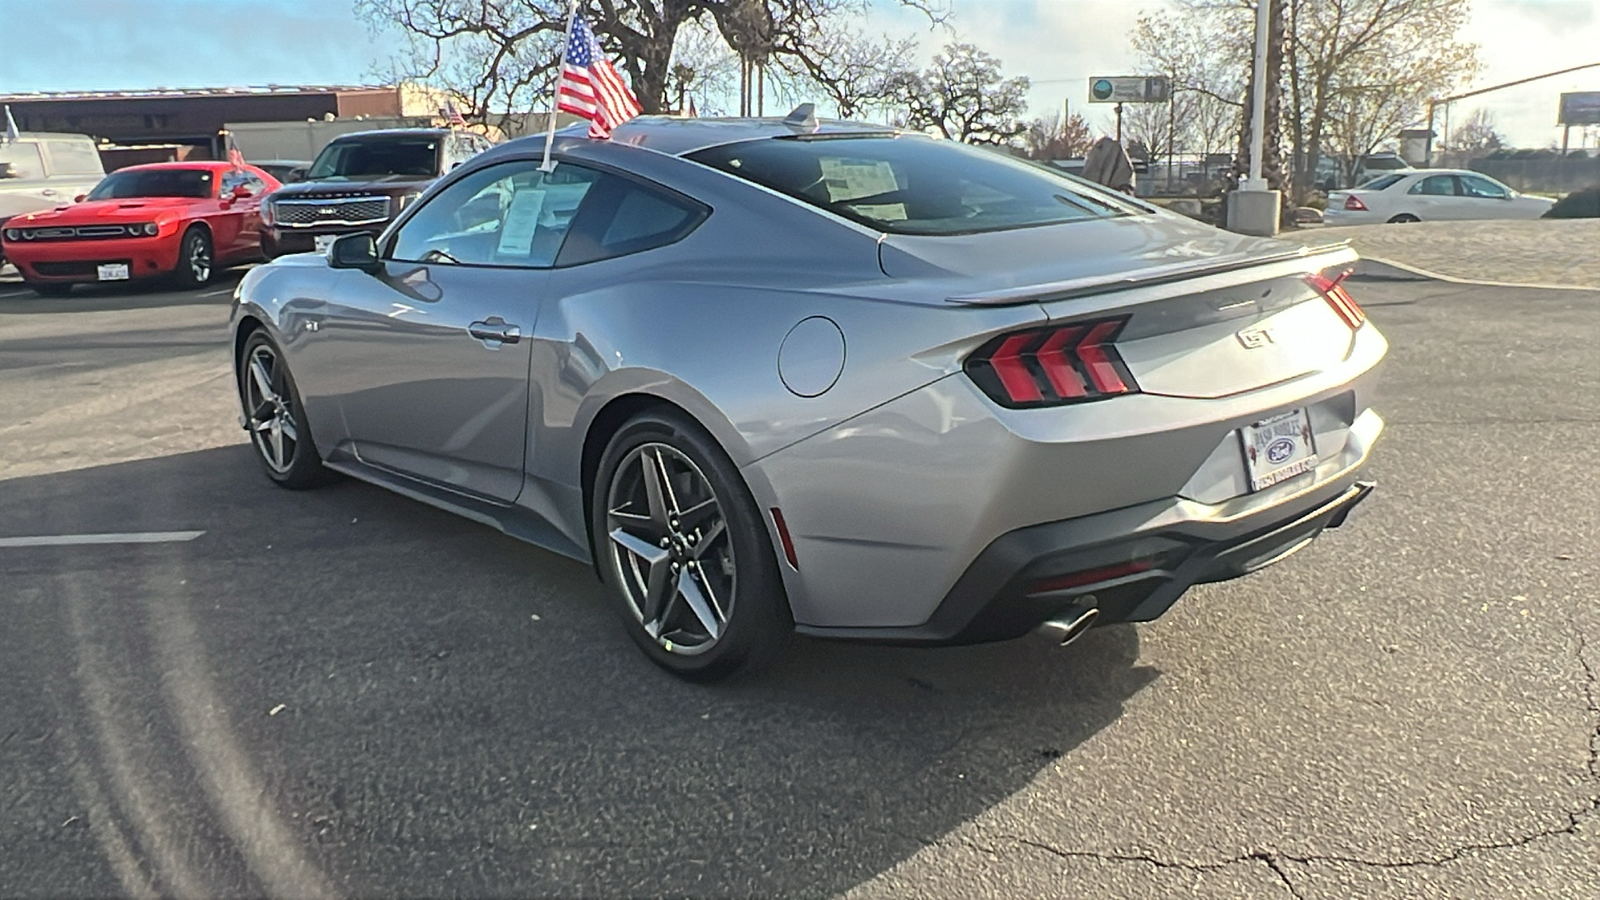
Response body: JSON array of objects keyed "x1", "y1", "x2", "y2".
[
  {"x1": 285, "y1": 167, "x2": 306, "y2": 183},
  {"x1": 328, "y1": 233, "x2": 381, "y2": 272},
  {"x1": 232, "y1": 186, "x2": 254, "y2": 199},
  {"x1": 74, "y1": 193, "x2": 87, "y2": 203}
]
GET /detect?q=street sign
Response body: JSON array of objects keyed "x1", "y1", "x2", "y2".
[
  {"x1": 1088, "y1": 76, "x2": 1171, "y2": 104},
  {"x1": 1559, "y1": 92, "x2": 1600, "y2": 126}
]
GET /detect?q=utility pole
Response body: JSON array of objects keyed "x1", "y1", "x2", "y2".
[{"x1": 1228, "y1": 0, "x2": 1280, "y2": 236}]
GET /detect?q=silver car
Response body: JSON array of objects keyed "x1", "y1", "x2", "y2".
[{"x1": 231, "y1": 115, "x2": 1385, "y2": 680}]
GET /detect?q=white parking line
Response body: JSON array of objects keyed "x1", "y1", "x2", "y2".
[
  {"x1": 199, "y1": 287, "x2": 235, "y2": 297},
  {"x1": 0, "y1": 531, "x2": 205, "y2": 548}
]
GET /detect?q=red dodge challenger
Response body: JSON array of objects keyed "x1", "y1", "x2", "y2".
[{"x1": 0, "y1": 161, "x2": 280, "y2": 296}]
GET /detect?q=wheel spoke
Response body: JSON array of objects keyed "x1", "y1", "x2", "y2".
[
  {"x1": 608, "y1": 527, "x2": 673, "y2": 630},
  {"x1": 690, "y1": 518, "x2": 726, "y2": 560},
  {"x1": 677, "y1": 567, "x2": 723, "y2": 640},
  {"x1": 249, "y1": 357, "x2": 275, "y2": 402},
  {"x1": 268, "y1": 425, "x2": 285, "y2": 469},
  {"x1": 279, "y1": 416, "x2": 298, "y2": 442},
  {"x1": 640, "y1": 449, "x2": 674, "y2": 528},
  {"x1": 676, "y1": 496, "x2": 718, "y2": 533}
]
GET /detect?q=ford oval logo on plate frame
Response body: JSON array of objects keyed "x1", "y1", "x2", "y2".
[{"x1": 1266, "y1": 438, "x2": 1296, "y2": 464}]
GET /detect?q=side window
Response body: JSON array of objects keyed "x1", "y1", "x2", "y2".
[
  {"x1": 1408, "y1": 175, "x2": 1456, "y2": 196},
  {"x1": 220, "y1": 170, "x2": 251, "y2": 194},
  {"x1": 1460, "y1": 175, "x2": 1508, "y2": 199},
  {"x1": 387, "y1": 160, "x2": 600, "y2": 268},
  {"x1": 557, "y1": 174, "x2": 708, "y2": 266},
  {"x1": 43, "y1": 140, "x2": 104, "y2": 176},
  {"x1": 0, "y1": 143, "x2": 46, "y2": 180},
  {"x1": 246, "y1": 175, "x2": 269, "y2": 194}
]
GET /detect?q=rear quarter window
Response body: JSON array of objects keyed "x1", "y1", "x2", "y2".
[{"x1": 689, "y1": 135, "x2": 1135, "y2": 236}]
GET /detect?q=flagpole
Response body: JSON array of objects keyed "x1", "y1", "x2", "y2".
[{"x1": 541, "y1": 0, "x2": 582, "y2": 172}]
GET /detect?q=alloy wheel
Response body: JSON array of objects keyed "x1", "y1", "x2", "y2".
[
  {"x1": 189, "y1": 234, "x2": 213, "y2": 283},
  {"x1": 243, "y1": 343, "x2": 298, "y2": 473},
  {"x1": 605, "y1": 443, "x2": 736, "y2": 655}
]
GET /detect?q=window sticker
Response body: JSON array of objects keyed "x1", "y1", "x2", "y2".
[{"x1": 496, "y1": 189, "x2": 547, "y2": 256}]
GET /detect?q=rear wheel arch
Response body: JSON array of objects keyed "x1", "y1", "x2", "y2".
[
  {"x1": 581, "y1": 394, "x2": 690, "y2": 571},
  {"x1": 233, "y1": 315, "x2": 264, "y2": 371}
]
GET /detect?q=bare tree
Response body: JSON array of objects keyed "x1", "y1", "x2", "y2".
[
  {"x1": 1137, "y1": 0, "x2": 1480, "y2": 204},
  {"x1": 1449, "y1": 107, "x2": 1502, "y2": 154},
  {"x1": 889, "y1": 42, "x2": 1030, "y2": 145},
  {"x1": 1130, "y1": 9, "x2": 1245, "y2": 158},
  {"x1": 1023, "y1": 112, "x2": 1093, "y2": 160},
  {"x1": 359, "y1": 0, "x2": 944, "y2": 120}
]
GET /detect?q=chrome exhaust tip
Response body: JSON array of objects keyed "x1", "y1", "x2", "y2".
[{"x1": 1036, "y1": 606, "x2": 1100, "y2": 648}]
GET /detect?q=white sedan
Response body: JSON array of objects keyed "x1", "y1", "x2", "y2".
[{"x1": 1324, "y1": 169, "x2": 1554, "y2": 225}]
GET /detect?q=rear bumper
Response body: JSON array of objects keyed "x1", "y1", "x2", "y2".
[
  {"x1": 3, "y1": 236, "x2": 181, "y2": 283},
  {"x1": 798, "y1": 475, "x2": 1375, "y2": 645}
]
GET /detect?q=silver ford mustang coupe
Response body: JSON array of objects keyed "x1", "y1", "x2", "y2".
[{"x1": 231, "y1": 112, "x2": 1385, "y2": 680}]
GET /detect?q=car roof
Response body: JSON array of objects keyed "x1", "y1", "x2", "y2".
[
  {"x1": 12, "y1": 132, "x2": 98, "y2": 142},
  {"x1": 110, "y1": 161, "x2": 254, "y2": 173},
  {"x1": 326, "y1": 128, "x2": 454, "y2": 142},
  {"x1": 500, "y1": 114, "x2": 900, "y2": 159}
]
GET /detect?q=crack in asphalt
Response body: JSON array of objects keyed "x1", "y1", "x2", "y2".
[{"x1": 1576, "y1": 628, "x2": 1600, "y2": 782}]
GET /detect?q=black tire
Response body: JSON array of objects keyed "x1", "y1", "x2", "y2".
[
  {"x1": 25, "y1": 281, "x2": 72, "y2": 297},
  {"x1": 173, "y1": 226, "x2": 214, "y2": 288},
  {"x1": 237, "y1": 329, "x2": 335, "y2": 489},
  {"x1": 591, "y1": 409, "x2": 793, "y2": 681},
  {"x1": 1388, "y1": 213, "x2": 1420, "y2": 224}
]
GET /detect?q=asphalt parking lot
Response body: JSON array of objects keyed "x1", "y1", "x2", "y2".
[{"x1": 0, "y1": 269, "x2": 1596, "y2": 899}]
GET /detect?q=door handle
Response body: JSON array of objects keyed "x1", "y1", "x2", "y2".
[{"x1": 468, "y1": 317, "x2": 521, "y2": 345}]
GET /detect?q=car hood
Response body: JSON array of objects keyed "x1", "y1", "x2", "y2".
[
  {"x1": 277, "y1": 174, "x2": 433, "y2": 195},
  {"x1": 13, "y1": 197, "x2": 199, "y2": 224},
  {"x1": 876, "y1": 211, "x2": 1298, "y2": 297}
]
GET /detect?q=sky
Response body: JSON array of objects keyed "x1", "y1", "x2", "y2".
[{"x1": 1, "y1": 0, "x2": 1597, "y2": 150}]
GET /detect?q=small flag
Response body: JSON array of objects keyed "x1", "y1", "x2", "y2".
[
  {"x1": 687, "y1": 95, "x2": 698, "y2": 118},
  {"x1": 444, "y1": 100, "x2": 467, "y2": 127},
  {"x1": 223, "y1": 130, "x2": 245, "y2": 169},
  {"x1": 3, "y1": 105, "x2": 19, "y2": 144},
  {"x1": 556, "y1": 16, "x2": 642, "y2": 139}
]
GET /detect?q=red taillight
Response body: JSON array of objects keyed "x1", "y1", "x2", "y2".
[
  {"x1": 965, "y1": 317, "x2": 1139, "y2": 408},
  {"x1": 1307, "y1": 269, "x2": 1366, "y2": 330},
  {"x1": 1028, "y1": 559, "x2": 1156, "y2": 595},
  {"x1": 1343, "y1": 194, "x2": 1368, "y2": 211}
]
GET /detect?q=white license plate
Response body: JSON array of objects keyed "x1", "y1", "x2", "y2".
[
  {"x1": 96, "y1": 263, "x2": 130, "y2": 281},
  {"x1": 314, "y1": 234, "x2": 338, "y2": 254},
  {"x1": 1241, "y1": 409, "x2": 1318, "y2": 492}
]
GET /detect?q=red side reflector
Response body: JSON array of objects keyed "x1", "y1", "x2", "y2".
[
  {"x1": 1029, "y1": 559, "x2": 1155, "y2": 595},
  {"x1": 1343, "y1": 195, "x2": 1367, "y2": 211},
  {"x1": 770, "y1": 508, "x2": 798, "y2": 570}
]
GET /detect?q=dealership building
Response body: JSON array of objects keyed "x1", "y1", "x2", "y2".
[{"x1": 0, "y1": 84, "x2": 451, "y2": 168}]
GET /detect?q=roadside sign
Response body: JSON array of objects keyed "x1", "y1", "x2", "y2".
[
  {"x1": 1088, "y1": 76, "x2": 1172, "y2": 104},
  {"x1": 1559, "y1": 92, "x2": 1600, "y2": 126}
]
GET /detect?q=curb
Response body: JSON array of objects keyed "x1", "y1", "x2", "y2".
[{"x1": 1352, "y1": 255, "x2": 1600, "y2": 293}]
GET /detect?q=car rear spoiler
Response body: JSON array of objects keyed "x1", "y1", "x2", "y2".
[{"x1": 945, "y1": 242, "x2": 1360, "y2": 307}]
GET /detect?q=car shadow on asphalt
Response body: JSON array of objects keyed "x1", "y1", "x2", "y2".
[
  {"x1": 0, "y1": 445, "x2": 1157, "y2": 898},
  {"x1": 0, "y1": 268, "x2": 248, "y2": 313}
]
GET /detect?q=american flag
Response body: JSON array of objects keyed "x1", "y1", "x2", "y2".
[
  {"x1": 443, "y1": 100, "x2": 467, "y2": 127},
  {"x1": 556, "y1": 16, "x2": 642, "y2": 139},
  {"x1": 224, "y1": 131, "x2": 245, "y2": 169}
]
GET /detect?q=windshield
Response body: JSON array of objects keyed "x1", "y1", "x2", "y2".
[
  {"x1": 86, "y1": 168, "x2": 214, "y2": 200},
  {"x1": 688, "y1": 135, "x2": 1137, "y2": 236},
  {"x1": 306, "y1": 137, "x2": 439, "y2": 180}
]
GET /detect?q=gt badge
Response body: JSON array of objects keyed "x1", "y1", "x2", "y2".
[{"x1": 1236, "y1": 326, "x2": 1274, "y2": 349}]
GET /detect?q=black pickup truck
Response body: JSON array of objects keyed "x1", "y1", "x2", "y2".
[{"x1": 260, "y1": 128, "x2": 494, "y2": 259}]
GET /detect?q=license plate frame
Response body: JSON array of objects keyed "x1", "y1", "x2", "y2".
[
  {"x1": 314, "y1": 234, "x2": 339, "y2": 254},
  {"x1": 1241, "y1": 408, "x2": 1318, "y2": 492},
  {"x1": 96, "y1": 262, "x2": 130, "y2": 281}
]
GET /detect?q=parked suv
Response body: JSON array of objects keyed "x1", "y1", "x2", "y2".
[
  {"x1": 260, "y1": 128, "x2": 494, "y2": 259},
  {"x1": 0, "y1": 132, "x2": 106, "y2": 261}
]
